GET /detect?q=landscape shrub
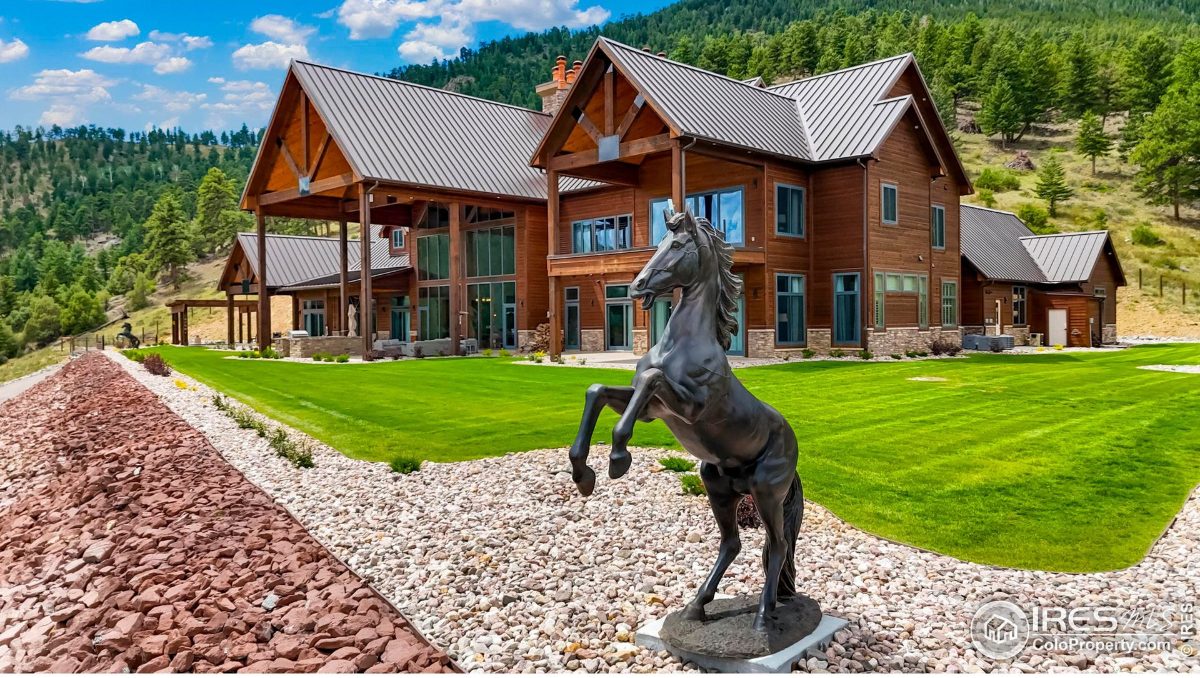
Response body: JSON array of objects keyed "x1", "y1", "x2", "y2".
[
  {"x1": 891, "y1": 353, "x2": 903, "y2": 360},
  {"x1": 1155, "y1": 256, "x2": 1181, "y2": 270},
  {"x1": 859, "y1": 350, "x2": 873, "y2": 360},
  {"x1": 906, "y1": 350, "x2": 920, "y2": 358},
  {"x1": 1132, "y1": 223, "x2": 1165, "y2": 247},
  {"x1": 481, "y1": 348, "x2": 493, "y2": 357},
  {"x1": 142, "y1": 353, "x2": 172, "y2": 377},
  {"x1": 413, "y1": 345, "x2": 424, "y2": 359},
  {"x1": 975, "y1": 167, "x2": 1022, "y2": 192},
  {"x1": 334, "y1": 354, "x2": 349, "y2": 363},
  {"x1": 123, "y1": 348, "x2": 147, "y2": 363},
  {"x1": 830, "y1": 349, "x2": 845, "y2": 358},
  {"x1": 578, "y1": 357, "x2": 587, "y2": 365},
  {"x1": 531, "y1": 350, "x2": 546, "y2": 364},
  {"x1": 268, "y1": 427, "x2": 315, "y2": 468},
  {"x1": 659, "y1": 456, "x2": 696, "y2": 472},
  {"x1": 312, "y1": 352, "x2": 330, "y2": 361},
  {"x1": 389, "y1": 455, "x2": 422, "y2": 474},
  {"x1": 929, "y1": 337, "x2": 961, "y2": 356},
  {"x1": 975, "y1": 188, "x2": 997, "y2": 207},
  {"x1": 498, "y1": 349, "x2": 511, "y2": 358},
  {"x1": 1016, "y1": 203, "x2": 1056, "y2": 234},
  {"x1": 802, "y1": 348, "x2": 815, "y2": 359},
  {"x1": 679, "y1": 473, "x2": 705, "y2": 496},
  {"x1": 260, "y1": 347, "x2": 282, "y2": 359}
]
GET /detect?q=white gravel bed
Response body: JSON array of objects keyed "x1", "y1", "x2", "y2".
[
  {"x1": 113, "y1": 350, "x2": 1199, "y2": 674},
  {"x1": 1138, "y1": 364, "x2": 1200, "y2": 374},
  {"x1": 1121, "y1": 335, "x2": 1200, "y2": 345}
]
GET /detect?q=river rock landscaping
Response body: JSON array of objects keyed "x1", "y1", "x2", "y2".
[
  {"x1": 0, "y1": 354, "x2": 453, "y2": 674},
  {"x1": 115, "y1": 350, "x2": 1199, "y2": 673}
]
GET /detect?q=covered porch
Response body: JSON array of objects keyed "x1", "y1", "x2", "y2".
[{"x1": 167, "y1": 298, "x2": 261, "y2": 347}]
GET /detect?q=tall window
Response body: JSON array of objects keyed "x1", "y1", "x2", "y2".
[
  {"x1": 571, "y1": 215, "x2": 632, "y2": 253},
  {"x1": 651, "y1": 187, "x2": 745, "y2": 245},
  {"x1": 417, "y1": 234, "x2": 449, "y2": 281},
  {"x1": 465, "y1": 226, "x2": 515, "y2": 277},
  {"x1": 1013, "y1": 286, "x2": 1027, "y2": 325},
  {"x1": 418, "y1": 286, "x2": 450, "y2": 340},
  {"x1": 834, "y1": 273, "x2": 860, "y2": 344},
  {"x1": 775, "y1": 274, "x2": 806, "y2": 345},
  {"x1": 302, "y1": 299, "x2": 325, "y2": 337},
  {"x1": 941, "y1": 281, "x2": 958, "y2": 327},
  {"x1": 776, "y1": 184, "x2": 805, "y2": 237},
  {"x1": 874, "y1": 272, "x2": 885, "y2": 330},
  {"x1": 931, "y1": 205, "x2": 945, "y2": 249},
  {"x1": 391, "y1": 228, "x2": 405, "y2": 250},
  {"x1": 564, "y1": 287, "x2": 580, "y2": 350},
  {"x1": 882, "y1": 183, "x2": 898, "y2": 224},
  {"x1": 918, "y1": 276, "x2": 929, "y2": 329}
]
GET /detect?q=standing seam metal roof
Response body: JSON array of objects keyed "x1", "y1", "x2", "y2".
[
  {"x1": 234, "y1": 232, "x2": 409, "y2": 290},
  {"x1": 600, "y1": 39, "x2": 812, "y2": 160},
  {"x1": 961, "y1": 205, "x2": 1112, "y2": 284},
  {"x1": 291, "y1": 61, "x2": 593, "y2": 200}
]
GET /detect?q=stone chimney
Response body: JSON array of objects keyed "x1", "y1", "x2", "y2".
[{"x1": 536, "y1": 55, "x2": 573, "y2": 116}]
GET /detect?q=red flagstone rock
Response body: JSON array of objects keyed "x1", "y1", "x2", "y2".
[{"x1": 0, "y1": 354, "x2": 455, "y2": 674}]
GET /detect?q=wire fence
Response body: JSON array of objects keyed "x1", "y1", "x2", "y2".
[
  {"x1": 1137, "y1": 269, "x2": 1195, "y2": 308},
  {"x1": 59, "y1": 320, "x2": 161, "y2": 354}
]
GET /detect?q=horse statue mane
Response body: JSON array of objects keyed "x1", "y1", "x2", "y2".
[{"x1": 673, "y1": 212, "x2": 742, "y2": 350}]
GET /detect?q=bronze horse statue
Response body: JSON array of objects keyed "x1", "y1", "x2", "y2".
[{"x1": 569, "y1": 209, "x2": 804, "y2": 633}]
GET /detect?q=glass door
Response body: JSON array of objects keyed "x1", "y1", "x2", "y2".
[
  {"x1": 650, "y1": 298, "x2": 672, "y2": 346},
  {"x1": 564, "y1": 287, "x2": 580, "y2": 350},
  {"x1": 302, "y1": 300, "x2": 325, "y2": 337},
  {"x1": 834, "y1": 273, "x2": 861, "y2": 345},
  {"x1": 605, "y1": 284, "x2": 632, "y2": 350},
  {"x1": 727, "y1": 295, "x2": 745, "y2": 356},
  {"x1": 390, "y1": 296, "x2": 410, "y2": 341}
]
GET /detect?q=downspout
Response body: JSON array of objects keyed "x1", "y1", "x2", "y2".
[{"x1": 858, "y1": 157, "x2": 869, "y2": 348}]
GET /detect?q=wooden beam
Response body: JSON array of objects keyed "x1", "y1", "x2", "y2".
[
  {"x1": 562, "y1": 163, "x2": 640, "y2": 187},
  {"x1": 448, "y1": 202, "x2": 462, "y2": 356},
  {"x1": 256, "y1": 210, "x2": 272, "y2": 351},
  {"x1": 258, "y1": 173, "x2": 354, "y2": 206},
  {"x1": 548, "y1": 133, "x2": 671, "y2": 171},
  {"x1": 301, "y1": 92, "x2": 310, "y2": 175},
  {"x1": 308, "y1": 133, "x2": 331, "y2": 180},
  {"x1": 359, "y1": 187, "x2": 373, "y2": 360},
  {"x1": 671, "y1": 140, "x2": 684, "y2": 211},
  {"x1": 276, "y1": 137, "x2": 303, "y2": 180},
  {"x1": 615, "y1": 95, "x2": 645, "y2": 139},
  {"x1": 411, "y1": 200, "x2": 429, "y2": 229},
  {"x1": 573, "y1": 108, "x2": 602, "y2": 144},
  {"x1": 339, "y1": 218, "x2": 349, "y2": 337},
  {"x1": 603, "y1": 66, "x2": 614, "y2": 136}
]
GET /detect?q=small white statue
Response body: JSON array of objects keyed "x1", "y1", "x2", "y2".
[{"x1": 347, "y1": 303, "x2": 358, "y2": 338}]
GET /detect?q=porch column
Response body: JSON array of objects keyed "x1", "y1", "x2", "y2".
[
  {"x1": 671, "y1": 140, "x2": 685, "y2": 211},
  {"x1": 226, "y1": 295, "x2": 235, "y2": 346},
  {"x1": 171, "y1": 311, "x2": 179, "y2": 345},
  {"x1": 256, "y1": 210, "x2": 272, "y2": 351},
  {"x1": 359, "y1": 186, "x2": 374, "y2": 360},
  {"x1": 547, "y1": 169, "x2": 562, "y2": 358},
  {"x1": 291, "y1": 295, "x2": 300, "y2": 332},
  {"x1": 238, "y1": 309, "x2": 244, "y2": 345},
  {"x1": 449, "y1": 201, "x2": 462, "y2": 356},
  {"x1": 181, "y1": 308, "x2": 189, "y2": 347},
  {"x1": 338, "y1": 218, "x2": 348, "y2": 336}
]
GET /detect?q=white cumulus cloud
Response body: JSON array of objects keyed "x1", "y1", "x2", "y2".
[
  {"x1": 249, "y1": 15, "x2": 316, "y2": 44},
  {"x1": 458, "y1": 0, "x2": 609, "y2": 31},
  {"x1": 201, "y1": 79, "x2": 276, "y2": 128},
  {"x1": 133, "y1": 84, "x2": 208, "y2": 112},
  {"x1": 155, "y1": 57, "x2": 192, "y2": 74},
  {"x1": 0, "y1": 37, "x2": 30, "y2": 63},
  {"x1": 232, "y1": 41, "x2": 309, "y2": 70},
  {"x1": 337, "y1": 0, "x2": 440, "y2": 40},
  {"x1": 86, "y1": 19, "x2": 140, "y2": 41},
  {"x1": 398, "y1": 18, "x2": 471, "y2": 62},
  {"x1": 40, "y1": 104, "x2": 85, "y2": 126},
  {"x1": 10, "y1": 68, "x2": 115, "y2": 104},
  {"x1": 81, "y1": 41, "x2": 171, "y2": 64},
  {"x1": 149, "y1": 30, "x2": 214, "y2": 50}
]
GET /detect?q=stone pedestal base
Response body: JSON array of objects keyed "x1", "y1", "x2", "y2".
[{"x1": 635, "y1": 596, "x2": 848, "y2": 673}]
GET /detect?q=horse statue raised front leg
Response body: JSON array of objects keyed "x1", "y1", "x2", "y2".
[{"x1": 567, "y1": 208, "x2": 804, "y2": 633}]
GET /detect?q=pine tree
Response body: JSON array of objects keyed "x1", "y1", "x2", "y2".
[
  {"x1": 60, "y1": 286, "x2": 106, "y2": 336},
  {"x1": 127, "y1": 272, "x2": 154, "y2": 311},
  {"x1": 1121, "y1": 33, "x2": 1172, "y2": 112},
  {"x1": 143, "y1": 192, "x2": 193, "y2": 290},
  {"x1": 1131, "y1": 86, "x2": 1200, "y2": 221},
  {"x1": 1060, "y1": 36, "x2": 1100, "y2": 118},
  {"x1": 1075, "y1": 112, "x2": 1112, "y2": 174},
  {"x1": 1035, "y1": 154, "x2": 1074, "y2": 217},
  {"x1": 978, "y1": 79, "x2": 1023, "y2": 147},
  {"x1": 194, "y1": 167, "x2": 239, "y2": 254}
]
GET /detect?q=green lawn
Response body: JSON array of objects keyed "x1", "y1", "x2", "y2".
[{"x1": 152, "y1": 344, "x2": 1200, "y2": 573}]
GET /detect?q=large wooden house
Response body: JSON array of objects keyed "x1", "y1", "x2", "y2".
[
  {"x1": 960, "y1": 205, "x2": 1124, "y2": 347},
  {"x1": 227, "y1": 37, "x2": 977, "y2": 359}
]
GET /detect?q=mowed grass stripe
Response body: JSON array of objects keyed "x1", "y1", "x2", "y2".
[{"x1": 152, "y1": 345, "x2": 1200, "y2": 572}]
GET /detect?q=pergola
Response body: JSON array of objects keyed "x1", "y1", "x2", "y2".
[{"x1": 168, "y1": 298, "x2": 260, "y2": 346}]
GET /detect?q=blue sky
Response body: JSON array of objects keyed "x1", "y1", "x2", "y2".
[{"x1": 0, "y1": 0, "x2": 672, "y2": 132}]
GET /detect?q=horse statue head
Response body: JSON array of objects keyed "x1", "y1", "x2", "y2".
[{"x1": 630, "y1": 208, "x2": 742, "y2": 350}]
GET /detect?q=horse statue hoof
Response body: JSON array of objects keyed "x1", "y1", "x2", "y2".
[
  {"x1": 574, "y1": 466, "x2": 597, "y2": 496},
  {"x1": 608, "y1": 449, "x2": 632, "y2": 479},
  {"x1": 752, "y1": 613, "x2": 770, "y2": 634},
  {"x1": 681, "y1": 603, "x2": 707, "y2": 622}
]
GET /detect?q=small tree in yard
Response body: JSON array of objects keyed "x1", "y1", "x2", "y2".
[
  {"x1": 1035, "y1": 155, "x2": 1073, "y2": 217},
  {"x1": 978, "y1": 79, "x2": 1023, "y2": 148},
  {"x1": 1075, "y1": 112, "x2": 1112, "y2": 174}
]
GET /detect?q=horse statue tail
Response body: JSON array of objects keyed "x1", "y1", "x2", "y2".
[{"x1": 773, "y1": 473, "x2": 804, "y2": 599}]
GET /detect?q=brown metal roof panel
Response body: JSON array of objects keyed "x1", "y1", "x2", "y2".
[{"x1": 236, "y1": 232, "x2": 406, "y2": 290}]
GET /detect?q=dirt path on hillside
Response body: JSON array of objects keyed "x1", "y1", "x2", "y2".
[{"x1": 0, "y1": 353, "x2": 455, "y2": 673}]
